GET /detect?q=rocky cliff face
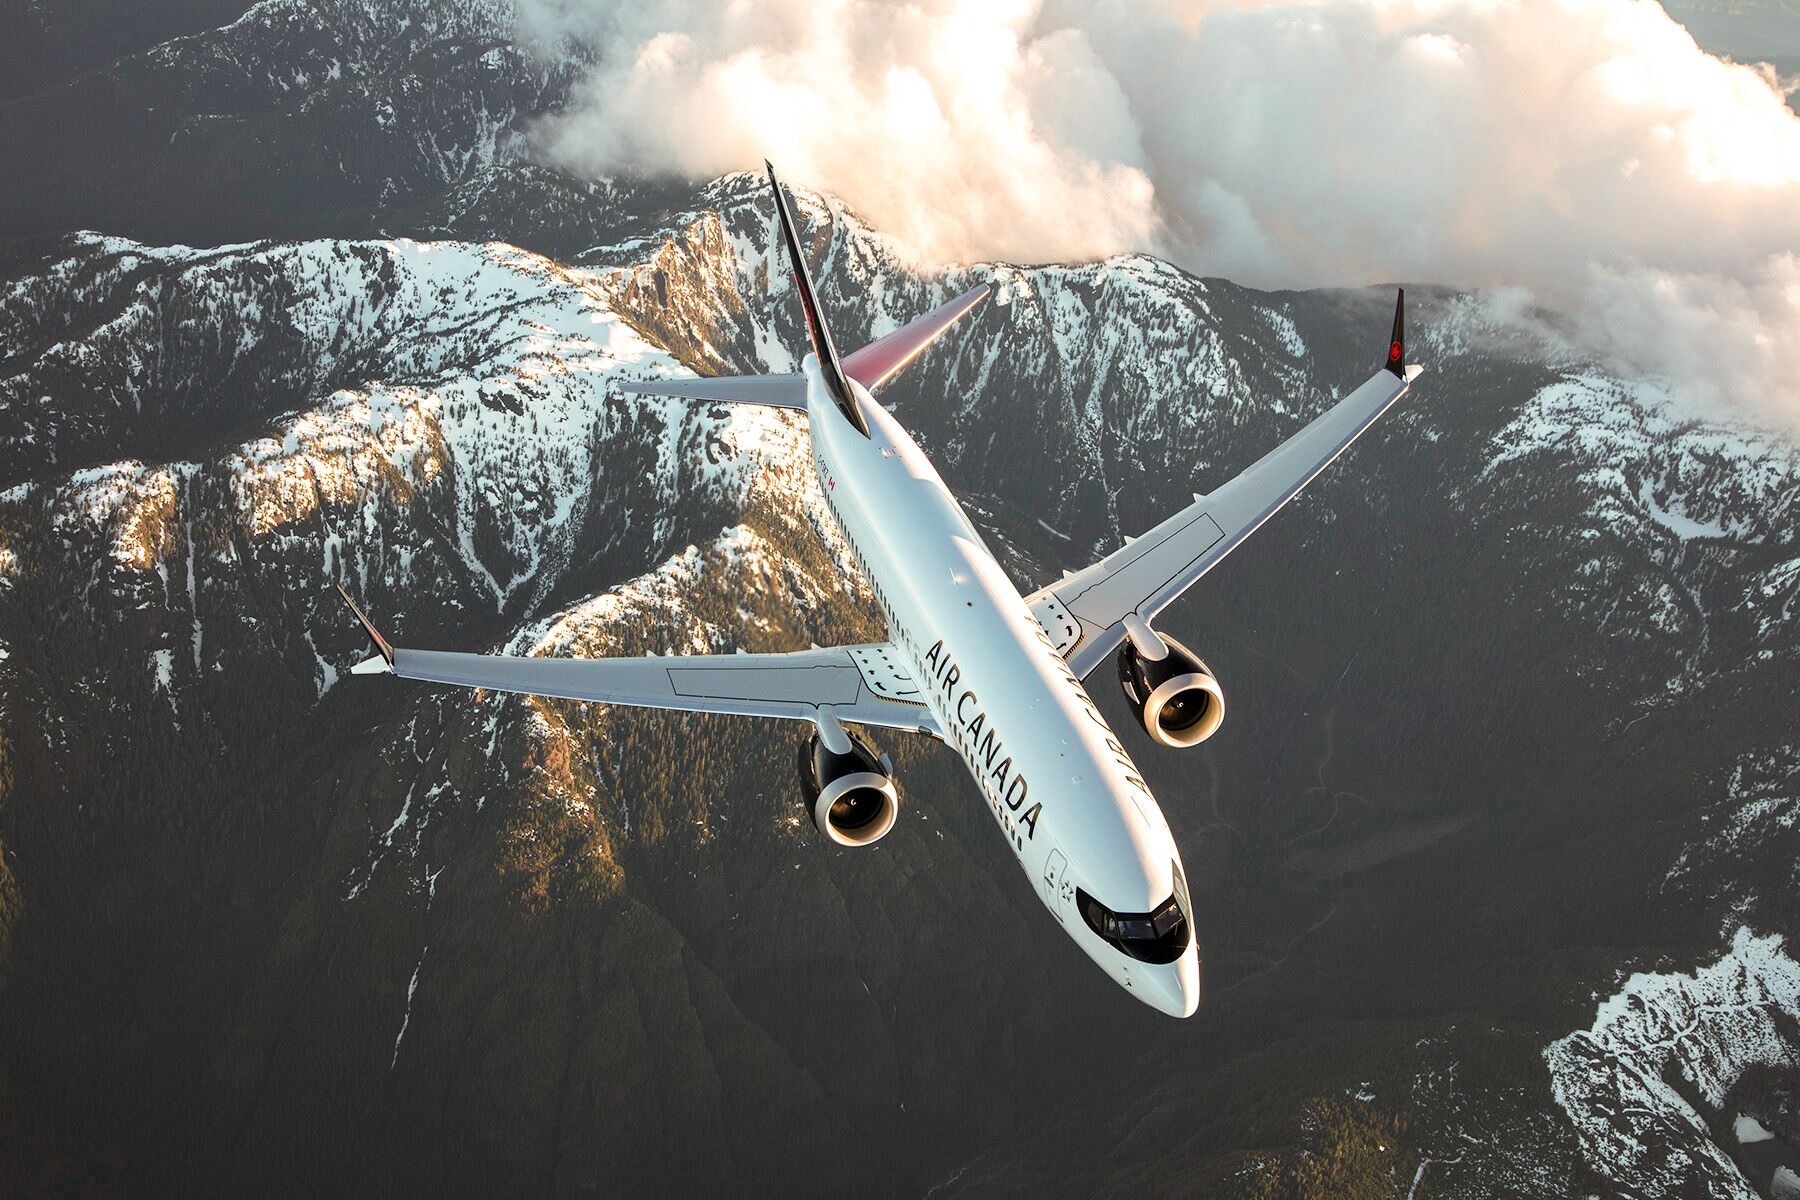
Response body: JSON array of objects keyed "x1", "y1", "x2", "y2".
[{"x1": 2, "y1": 3, "x2": 1799, "y2": 1198}]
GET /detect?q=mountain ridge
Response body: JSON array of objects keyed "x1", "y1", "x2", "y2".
[
  {"x1": 0, "y1": 1, "x2": 1797, "y2": 1194},
  {"x1": 1, "y1": 188, "x2": 1795, "y2": 1195}
]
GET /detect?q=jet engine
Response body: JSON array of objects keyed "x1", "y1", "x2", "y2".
[
  {"x1": 1116, "y1": 632, "x2": 1225, "y2": 748},
  {"x1": 797, "y1": 730, "x2": 900, "y2": 847}
]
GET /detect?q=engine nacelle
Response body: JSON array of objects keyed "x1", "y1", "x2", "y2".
[
  {"x1": 1116, "y1": 632, "x2": 1225, "y2": 748},
  {"x1": 797, "y1": 730, "x2": 900, "y2": 847}
]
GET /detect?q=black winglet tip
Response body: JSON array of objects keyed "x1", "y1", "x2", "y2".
[
  {"x1": 335, "y1": 582, "x2": 394, "y2": 666},
  {"x1": 1384, "y1": 287, "x2": 1406, "y2": 377}
]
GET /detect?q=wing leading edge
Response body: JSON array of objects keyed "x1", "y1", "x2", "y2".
[{"x1": 1030, "y1": 289, "x2": 1422, "y2": 680}]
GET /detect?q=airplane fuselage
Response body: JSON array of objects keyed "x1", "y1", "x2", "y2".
[
  {"x1": 344, "y1": 167, "x2": 1413, "y2": 1022},
  {"x1": 801, "y1": 359, "x2": 1200, "y2": 1017}
]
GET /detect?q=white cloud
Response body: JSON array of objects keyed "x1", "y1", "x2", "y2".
[{"x1": 522, "y1": 0, "x2": 1800, "y2": 414}]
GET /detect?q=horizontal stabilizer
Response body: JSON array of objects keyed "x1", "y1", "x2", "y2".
[
  {"x1": 843, "y1": 283, "x2": 992, "y2": 393},
  {"x1": 621, "y1": 374, "x2": 807, "y2": 409}
]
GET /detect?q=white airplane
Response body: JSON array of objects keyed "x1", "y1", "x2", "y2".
[{"x1": 335, "y1": 164, "x2": 1422, "y2": 1018}]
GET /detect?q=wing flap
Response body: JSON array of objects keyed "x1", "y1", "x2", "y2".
[
  {"x1": 664, "y1": 661, "x2": 867, "y2": 706},
  {"x1": 1055, "y1": 511, "x2": 1225, "y2": 628},
  {"x1": 620, "y1": 373, "x2": 807, "y2": 409}
]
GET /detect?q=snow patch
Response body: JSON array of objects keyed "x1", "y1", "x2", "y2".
[
  {"x1": 1638, "y1": 479, "x2": 1732, "y2": 541},
  {"x1": 1263, "y1": 306, "x2": 1306, "y2": 358},
  {"x1": 1737, "y1": 1113, "x2": 1776, "y2": 1145},
  {"x1": 1545, "y1": 927, "x2": 1800, "y2": 1198}
]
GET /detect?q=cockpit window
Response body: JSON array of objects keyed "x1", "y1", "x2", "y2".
[{"x1": 1076, "y1": 888, "x2": 1190, "y2": 964}]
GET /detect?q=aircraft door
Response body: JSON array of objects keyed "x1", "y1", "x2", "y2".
[{"x1": 1041, "y1": 849, "x2": 1072, "y2": 921}]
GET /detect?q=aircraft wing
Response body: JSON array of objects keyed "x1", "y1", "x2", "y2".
[
  {"x1": 1028, "y1": 291, "x2": 1422, "y2": 681},
  {"x1": 334, "y1": 586, "x2": 937, "y2": 735}
]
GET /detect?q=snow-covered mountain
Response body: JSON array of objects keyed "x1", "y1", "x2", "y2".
[
  {"x1": 2, "y1": 3, "x2": 1799, "y2": 1197},
  {"x1": 1548, "y1": 928, "x2": 1800, "y2": 1198}
]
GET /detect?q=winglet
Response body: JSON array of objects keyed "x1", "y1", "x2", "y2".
[
  {"x1": 1384, "y1": 288, "x2": 1406, "y2": 378},
  {"x1": 766, "y1": 161, "x2": 868, "y2": 436},
  {"x1": 335, "y1": 582, "x2": 394, "y2": 668}
]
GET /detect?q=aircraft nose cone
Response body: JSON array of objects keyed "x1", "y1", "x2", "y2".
[{"x1": 1137, "y1": 949, "x2": 1201, "y2": 1018}]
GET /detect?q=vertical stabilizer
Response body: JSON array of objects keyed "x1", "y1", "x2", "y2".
[{"x1": 766, "y1": 161, "x2": 869, "y2": 436}]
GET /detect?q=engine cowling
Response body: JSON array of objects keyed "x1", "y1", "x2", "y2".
[
  {"x1": 1116, "y1": 632, "x2": 1226, "y2": 748},
  {"x1": 796, "y1": 730, "x2": 900, "y2": 847}
]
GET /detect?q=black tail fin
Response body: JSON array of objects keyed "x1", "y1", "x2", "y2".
[
  {"x1": 766, "y1": 162, "x2": 868, "y2": 436},
  {"x1": 1384, "y1": 288, "x2": 1406, "y2": 377}
]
